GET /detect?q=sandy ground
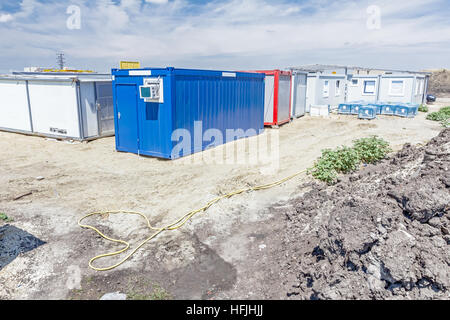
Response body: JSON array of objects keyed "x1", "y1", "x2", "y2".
[{"x1": 0, "y1": 101, "x2": 446, "y2": 300}]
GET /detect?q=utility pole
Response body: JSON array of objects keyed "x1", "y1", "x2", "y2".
[{"x1": 56, "y1": 53, "x2": 66, "y2": 70}]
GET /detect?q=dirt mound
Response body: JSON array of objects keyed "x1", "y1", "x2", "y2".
[
  {"x1": 428, "y1": 69, "x2": 450, "y2": 97},
  {"x1": 280, "y1": 129, "x2": 449, "y2": 299}
]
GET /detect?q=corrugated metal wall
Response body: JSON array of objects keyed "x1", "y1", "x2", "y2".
[{"x1": 112, "y1": 68, "x2": 265, "y2": 159}]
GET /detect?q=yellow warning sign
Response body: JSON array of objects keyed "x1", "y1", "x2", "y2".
[{"x1": 120, "y1": 61, "x2": 141, "y2": 69}]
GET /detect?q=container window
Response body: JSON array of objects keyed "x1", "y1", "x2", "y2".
[
  {"x1": 323, "y1": 80, "x2": 329, "y2": 97},
  {"x1": 389, "y1": 80, "x2": 404, "y2": 96},
  {"x1": 363, "y1": 80, "x2": 376, "y2": 95},
  {"x1": 351, "y1": 79, "x2": 358, "y2": 86},
  {"x1": 335, "y1": 80, "x2": 341, "y2": 96}
]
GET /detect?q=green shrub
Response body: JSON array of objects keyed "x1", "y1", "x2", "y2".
[
  {"x1": 418, "y1": 104, "x2": 428, "y2": 112},
  {"x1": 427, "y1": 106, "x2": 450, "y2": 127},
  {"x1": 309, "y1": 136, "x2": 391, "y2": 185},
  {"x1": 353, "y1": 136, "x2": 392, "y2": 164}
]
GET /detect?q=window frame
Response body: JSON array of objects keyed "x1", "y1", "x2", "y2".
[
  {"x1": 362, "y1": 80, "x2": 376, "y2": 96},
  {"x1": 388, "y1": 79, "x2": 405, "y2": 97},
  {"x1": 323, "y1": 80, "x2": 329, "y2": 98},
  {"x1": 335, "y1": 80, "x2": 341, "y2": 96}
]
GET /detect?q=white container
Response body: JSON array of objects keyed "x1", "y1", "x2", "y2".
[
  {"x1": 310, "y1": 105, "x2": 330, "y2": 117},
  {"x1": 0, "y1": 79, "x2": 32, "y2": 132},
  {"x1": 0, "y1": 73, "x2": 114, "y2": 140}
]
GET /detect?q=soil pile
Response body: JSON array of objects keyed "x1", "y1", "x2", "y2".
[
  {"x1": 428, "y1": 69, "x2": 450, "y2": 97},
  {"x1": 281, "y1": 129, "x2": 449, "y2": 299}
]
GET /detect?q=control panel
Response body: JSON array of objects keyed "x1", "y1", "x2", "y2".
[{"x1": 139, "y1": 78, "x2": 164, "y2": 103}]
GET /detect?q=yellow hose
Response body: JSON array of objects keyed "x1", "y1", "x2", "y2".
[{"x1": 78, "y1": 168, "x2": 307, "y2": 271}]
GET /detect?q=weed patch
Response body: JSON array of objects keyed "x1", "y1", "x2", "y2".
[
  {"x1": 309, "y1": 136, "x2": 391, "y2": 184},
  {"x1": 0, "y1": 213, "x2": 13, "y2": 222},
  {"x1": 427, "y1": 106, "x2": 450, "y2": 127},
  {"x1": 418, "y1": 104, "x2": 428, "y2": 113}
]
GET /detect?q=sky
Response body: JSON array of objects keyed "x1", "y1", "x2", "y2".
[{"x1": 0, "y1": 0, "x2": 449, "y2": 73}]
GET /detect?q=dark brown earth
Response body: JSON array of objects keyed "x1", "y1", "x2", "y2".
[{"x1": 274, "y1": 128, "x2": 449, "y2": 299}]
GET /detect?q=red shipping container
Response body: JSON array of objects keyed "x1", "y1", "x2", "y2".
[{"x1": 240, "y1": 70, "x2": 292, "y2": 126}]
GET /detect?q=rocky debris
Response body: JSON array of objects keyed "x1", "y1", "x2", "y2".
[{"x1": 279, "y1": 129, "x2": 450, "y2": 299}]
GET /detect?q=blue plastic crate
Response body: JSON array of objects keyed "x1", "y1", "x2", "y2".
[
  {"x1": 350, "y1": 103, "x2": 364, "y2": 115},
  {"x1": 394, "y1": 104, "x2": 416, "y2": 118},
  {"x1": 405, "y1": 103, "x2": 419, "y2": 116},
  {"x1": 380, "y1": 104, "x2": 396, "y2": 115},
  {"x1": 338, "y1": 103, "x2": 352, "y2": 114},
  {"x1": 358, "y1": 106, "x2": 377, "y2": 120},
  {"x1": 367, "y1": 102, "x2": 383, "y2": 115}
]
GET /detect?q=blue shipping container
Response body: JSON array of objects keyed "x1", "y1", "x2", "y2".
[{"x1": 112, "y1": 67, "x2": 265, "y2": 159}]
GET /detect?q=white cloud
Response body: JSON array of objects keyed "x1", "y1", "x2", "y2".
[
  {"x1": 0, "y1": 13, "x2": 14, "y2": 23},
  {"x1": 0, "y1": 0, "x2": 449, "y2": 72},
  {"x1": 145, "y1": 0, "x2": 169, "y2": 4}
]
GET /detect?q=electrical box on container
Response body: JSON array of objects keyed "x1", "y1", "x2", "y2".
[{"x1": 139, "y1": 78, "x2": 163, "y2": 103}]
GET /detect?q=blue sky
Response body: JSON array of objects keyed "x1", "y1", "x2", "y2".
[{"x1": 0, "y1": 0, "x2": 449, "y2": 73}]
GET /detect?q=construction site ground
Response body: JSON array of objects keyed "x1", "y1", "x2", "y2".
[{"x1": 0, "y1": 100, "x2": 447, "y2": 300}]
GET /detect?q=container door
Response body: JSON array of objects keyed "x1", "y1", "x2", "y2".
[
  {"x1": 294, "y1": 74, "x2": 307, "y2": 117},
  {"x1": 264, "y1": 75, "x2": 275, "y2": 125},
  {"x1": 95, "y1": 82, "x2": 115, "y2": 136},
  {"x1": 277, "y1": 75, "x2": 291, "y2": 123},
  {"x1": 115, "y1": 84, "x2": 139, "y2": 153}
]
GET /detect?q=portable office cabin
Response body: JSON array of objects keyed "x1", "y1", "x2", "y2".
[
  {"x1": 305, "y1": 73, "x2": 347, "y2": 110},
  {"x1": 112, "y1": 67, "x2": 265, "y2": 159},
  {"x1": 348, "y1": 73, "x2": 428, "y2": 104},
  {"x1": 294, "y1": 64, "x2": 430, "y2": 111},
  {"x1": 290, "y1": 70, "x2": 307, "y2": 118},
  {"x1": 242, "y1": 70, "x2": 291, "y2": 126},
  {"x1": 293, "y1": 65, "x2": 347, "y2": 112},
  {"x1": 0, "y1": 73, "x2": 114, "y2": 140},
  {"x1": 378, "y1": 74, "x2": 428, "y2": 104},
  {"x1": 347, "y1": 75, "x2": 380, "y2": 103}
]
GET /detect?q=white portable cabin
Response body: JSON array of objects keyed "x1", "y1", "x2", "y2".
[
  {"x1": 378, "y1": 74, "x2": 428, "y2": 104},
  {"x1": 347, "y1": 75, "x2": 380, "y2": 103},
  {"x1": 347, "y1": 73, "x2": 428, "y2": 104},
  {"x1": 304, "y1": 72, "x2": 347, "y2": 111},
  {"x1": 293, "y1": 65, "x2": 430, "y2": 111},
  {"x1": 0, "y1": 72, "x2": 114, "y2": 140}
]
